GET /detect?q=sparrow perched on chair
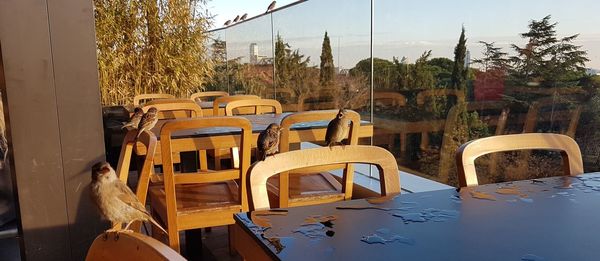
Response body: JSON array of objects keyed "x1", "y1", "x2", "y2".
[
  {"x1": 90, "y1": 162, "x2": 166, "y2": 234},
  {"x1": 325, "y1": 109, "x2": 350, "y2": 147},
  {"x1": 257, "y1": 123, "x2": 281, "y2": 160},
  {"x1": 137, "y1": 107, "x2": 158, "y2": 138},
  {"x1": 121, "y1": 107, "x2": 144, "y2": 129}
]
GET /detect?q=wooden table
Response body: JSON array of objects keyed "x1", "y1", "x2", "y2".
[
  {"x1": 197, "y1": 101, "x2": 223, "y2": 116},
  {"x1": 135, "y1": 113, "x2": 373, "y2": 164},
  {"x1": 233, "y1": 173, "x2": 600, "y2": 260}
]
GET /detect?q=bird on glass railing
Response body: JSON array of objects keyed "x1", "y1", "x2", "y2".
[
  {"x1": 266, "y1": 1, "x2": 276, "y2": 13},
  {"x1": 137, "y1": 107, "x2": 158, "y2": 138},
  {"x1": 224, "y1": 20, "x2": 232, "y2": 26},
  {"x1": 122, "y1": 107, "x2": 143, "y2": 130},
  {"x1": 90, "y1": 162, "x2": 167, "y2": 234},
  {"x1": 325, "y1": 109, "x2": 350, "y2": 148},
  {"x1": 233, "y1": 15, "x2": 240, "y2": 23},
  {"x1": 240, "y1": 13, "x2": 248, "y2": 21},
  {"x1": 257, "y1": 123, "x2": 281, "y2": 160}
]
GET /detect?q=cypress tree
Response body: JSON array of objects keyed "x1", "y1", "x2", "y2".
[
  {"x1": 319, "y1": 31, "x2": 335, "y2": 86},
  {"x1": 451, "y1": 26, "x2": 467, "y2": 89}
]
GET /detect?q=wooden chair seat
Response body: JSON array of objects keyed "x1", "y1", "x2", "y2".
[
  {"x1": 149, "y1": 180, "x2": 240, "y2": 216},
  {"x1": 267, "y1": 172, "x2": 343, "y2": 207}
]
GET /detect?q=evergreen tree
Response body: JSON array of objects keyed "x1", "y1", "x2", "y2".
[
  {"x1": 412, "y1": 51, "x2": 435, "y2": 89},
  {"x1": 275, "y1": 34, "x2": 316, "y2": 110},
  {"x1": 393, "y1": 56, "x2": 411, "y2": 89},
  {"x1": 451, "y1": 26, "x2": 468, "y2": 89},
  {"x1": 319, "y1": 31, "x2": 335, "y2": 86},
  {"x1": 510, "y1": 15, "x2": 588, "y2": 86},
  {"x1": 472, "y1": 41, "x2": 509, "y2": 73}
]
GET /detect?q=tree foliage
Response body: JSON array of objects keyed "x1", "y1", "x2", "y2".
[
  {"x1": 319, "y1": 31, "x2": 335, "y2": 87},
  {"x1": 510, "y1": 15, "x2": 589, "y2": 87},
  {"x1": 94, "y1": 0, "x2": 213, "y2": 105},
  {"x1": 275, "y1": 34, "x2": 316, "y2": 105},
  {"x1": 450, "y1": 26, "x2": 468, "y2": 89}
]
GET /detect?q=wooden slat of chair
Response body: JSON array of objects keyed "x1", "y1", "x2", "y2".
[
  {"x1": 456, "y1": 133, "x2": 583, "y2": 187},
  {"x1": 143, "y1": 99, "x2": 203, "y2": 119},
  {"x1": 143, "y1": 100, "x2": 207, "y2": 170},
  {"x1": 273, "y1": 109, "x2": 361, "y2": 208},
  {"x1": 210, "y1": 95, "x2": 260, "y2": 170},
  {"x1": 133, "y1": 93, "x2": 176, "y2": 106},
  {"x1": 85, "y1": 231, "x2": 185, "y2": 261},
  {"x1": 213, "y1": 95, "x2": 260, "y2": 116},
  {"x1": 113, "y1": 130, "x2": 158, "y2": 233},
  {"x1": 190, "y1": 91, "x2": 229, "y2": 102},
  {"x1": 437, "y1": 101, "x2": 510, "y2": 184},
  {"x1": 148, "y1": 117, "x2": 252, "y2": 252},
  {"x1": 248, "y1": 145, "x2": 401, "y2": 211},
  {"x1": 225, "y1": 98, "x2": 283, "y2": 116}
]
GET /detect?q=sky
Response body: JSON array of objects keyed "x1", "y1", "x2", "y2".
[{"x1": 206, "y1": 0, "x2": 600, "y2": 70}]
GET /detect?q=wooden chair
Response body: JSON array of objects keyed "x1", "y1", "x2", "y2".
[
  {"x1": 213, "y1": 95, "x2": 260, "y2": 116},
  {"x1": 225, "y1": 98, "x2": 282, "y2": 116},
  {"x1": 190, "y1": 91, "x2": 229, "y2": 102},
  {"x1": 270, "y1": 109, "x2": 361, "y2": 208},
  {"x1": 113, "y1": 130, "x2": 158, "y2": 232},
  {"x1": 374, "y1": 91, "x2": 407, "y2": 108},
  {"x1": 415, "y1": 89, "x2": 466, "y2": 150},
  {"x1": 373, "y1": 91, "x2": 407, "y2": 151},
  {"x1": 436, "y1": 101, "x2": 510, "y2": 184},
  {"x1": 133, "y1": 93, "x2": 175, "y2": 106},
  {"x1": 455, "y1": 133, "x2": 583, "y2": 187},
  {"x1": 248, "y1": 145, "x2": 401, "y2": 210},
  {"x1": 86, "y1": 231, "x2": 185, "y2": 261},
  {"x1": 143, "y1": 99, "x2": 203, "y2": 119},
  {"x1": 523, "y1": 97, "x2": 582, "y2": 138},
  {"x1": 148, "y1": 117, "x2": 252, "y2": 252}
]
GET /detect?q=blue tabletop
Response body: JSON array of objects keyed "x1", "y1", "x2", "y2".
[{"x1": 235, "y1": 172, "x2": 600, "y2": 261}]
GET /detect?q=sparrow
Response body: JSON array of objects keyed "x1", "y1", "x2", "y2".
[
  {"x1": 233, "y1": 15, "x2": 240, "y2": 23},
  {"x1": 325, "y1": 109, "x2": 350, "y2": 147},
  {"x1": 121, "y1": 107, "x2": 144, "y2": 129},
  {"x1": 266, "y1": 1, "x2": 276, "y2": 13},
  {"x1": 90, "y1": 162, "x2": 166, "y2": 234},
  {"x1": 240, "y1": 13, "x2": 248, "y2": 21},
  {"x1": 224, "y1": 20, "x2": 232, "y2": 26},
  {"x1": 257, "y1": 123, "x2": 281, "y2": 160},
  {"x1": 137, "y1": 107, "x2": 158, "y2": 138}
]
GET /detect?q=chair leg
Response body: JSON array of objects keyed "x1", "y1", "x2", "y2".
[
  {"x1": 198, "y1": 150, "x2": 208, "y2": 171},
  {"x1": 228, "y1": 225, "x2": 237, "y2": 256}
]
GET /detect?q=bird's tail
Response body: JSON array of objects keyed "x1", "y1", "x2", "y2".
[{"x1": 148, "y1": 216, "x2": 167, "y2": 235}]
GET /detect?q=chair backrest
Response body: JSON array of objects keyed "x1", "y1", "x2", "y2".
[
  {"x1": 248, "y1": 145, "x2": 401, "y2": 210},
  {"x1": 213, "y1": 95, "x2": 260, "y2": 116},
  {"x1": 523, "y1": 97, "x2": 582, "y2": 138},
  {"x1": 277, "y1": 109, "x2": 362, "y2": 207},
  {"x1": 455, "y1": 133, "x2": 583, "y2": 187},
  {"x1": 374, "y1": 91, "x2": 407, "y2": 107},
  {"x1": 143, "y1": 99, "x2": 203, "y2": 119},
  {"x1": 85, "y1": 231, "x2": 185, "y2": 261},
  {"x1": 160, "y1": 117, "x2": 252, "y2": 212},
  {"x1": 133, "y1": 93, "x2": 176, "y2": 106},
  {"x1": 116, "y1": 130, "x2": 157, "y2": 202},
  {"x1": 416, "y1": 89, "x2": 466, "y2": 106},
  {"x1": 190, "y1": 91, "x2": 229, "y2": 102},
  {"x1": 114, "y1": 130, "x2": 157, "y2": 231},
  {"x1": 436, "y1": 101, "x2": 511, "y2": 184},
  {"x1": 224, "y1": 99, "x2": 282, "y2": 116}
]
